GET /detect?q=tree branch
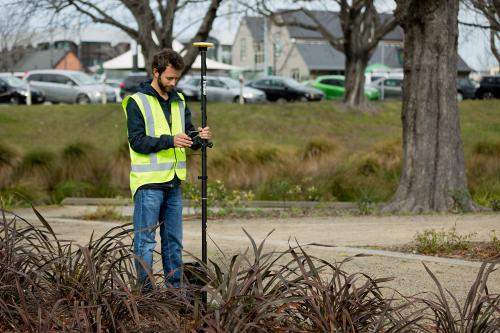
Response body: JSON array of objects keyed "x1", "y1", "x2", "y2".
[
  {"x1": 181, "y1": 0, "x2": 223, "y2": 75},
  {"x1": 458, "y1": 19, "x2": 492, "y2": 29},
  {"x1": 302, "y1": 9, "x2": 344, "y2": 51},
  {"x1": 490, "y1": 29, "x2": 500, "y2": 63},
  {"x1": 65, "y1": 0, "x2": 139, "y2": 39}
]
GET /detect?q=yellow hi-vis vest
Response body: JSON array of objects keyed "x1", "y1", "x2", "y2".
[{"x1": 122, "y1": 92, "x2": 187, "y2": 197}]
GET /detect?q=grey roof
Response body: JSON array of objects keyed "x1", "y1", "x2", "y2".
[
  {"x1": 13, "y1": 49, "x2": 69, "y2": 72},
  {"x1": 457, "y1": 56, "x2": 473, "y2": 73},
  {"x1": 295, "y1": 43, "x2": 345, "y2": 70},
  {"x1": 295, "y1": 43, "x2": 404, "y2": 71},
  {"x1": 243, "y1": 12, "x2": 403, "y2": 42},
  {"x1": 282, "y1": 11, "x2": 404, "y2": 41},
  {"x1": 295, "y1": 43, "x2": 472, "y2": 73},
  {"x1": 245, "y1": 17, "x2": 265, "y2": 42}
]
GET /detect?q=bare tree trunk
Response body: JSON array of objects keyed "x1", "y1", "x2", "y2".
[
  {"x1": 343, "y1": 52, "x2": 370, "y2": 106},
  {"x1": 385, "y1": 0, "x2": 478, "y2": 213}
]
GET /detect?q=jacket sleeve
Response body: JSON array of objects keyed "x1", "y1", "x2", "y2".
[
  {"x1": 184, "y1": 101, "x2": 202, "y2": 150},
  {"x1": 126, "y1": 98, "x2": 174, "y2": 154}
]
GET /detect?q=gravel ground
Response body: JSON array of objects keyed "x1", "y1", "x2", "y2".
[{"x1": 8, "y1": 206, "x2": 500, "y2": 305}]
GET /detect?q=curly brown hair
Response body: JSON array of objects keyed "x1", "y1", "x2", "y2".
[{"x1": 152, "y1": 49, "x2": 184, "y2": 74}]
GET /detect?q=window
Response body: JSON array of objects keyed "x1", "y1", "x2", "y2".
[
  {"x1": 188, "y1": 78, "x2": 201, "y2": 87},
  {"x1": 240, "y1": 38, "x2": 246, "y2": 61},
  {"x1": 27, "y1": 74, "x2": 43, "y2": 81},
  {"x1": 254, "y1": 42, "x2": 264, "y2": 65},
  {"x1": 384, "y1": 79, "x2": 402, "y2": 87},
  {"x1": 52, "y1": 74, "x2": 75, "y2": 85},
  {"x1": 207, "y1": 79, "x2": 225, "y2": 88},
  {"x1": 321, "y1": 79, "x2": 344, "y2": 87},
  {"x1": 254, "y1": 79, "x2": 271, "y2": 88},
  {"x1": 271, "y1": 79, "x2": 284, "y2": 88}
]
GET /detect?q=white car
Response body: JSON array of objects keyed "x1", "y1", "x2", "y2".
[
  {"x1": 24, "y1": 69, "x2": 116, "y2": 104},
  {"x1": 178, "y1": 76, "x2": 266, "y2": 103}
]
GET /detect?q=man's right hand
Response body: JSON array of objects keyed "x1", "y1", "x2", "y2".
[{"x1": 173, "y1": 133, "x2": 193, "y2": 148}]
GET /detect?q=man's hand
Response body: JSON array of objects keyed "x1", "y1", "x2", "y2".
[
  {"x1": 198, "y1": 127, "x2": 212, "y2": 140},
  {"x1": 173, "y1": 133, "x2": 193, "y2": 148}
]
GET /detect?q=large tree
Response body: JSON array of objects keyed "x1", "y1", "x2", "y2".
[
  {"x1": 253, "y1": 0, "x2": 398, "y2": 106},
  {"x1": 384, "y1": 0, "x2": 478, "y2": 213},
  {"x1": 30, "y1": 0, "x2": 225, "y2": 75}
]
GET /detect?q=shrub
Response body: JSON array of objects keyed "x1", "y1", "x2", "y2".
[
  {"x1": 491, "y1": 198, "x2": 500, "y2": 212},
  {"x1": 14, "y1": 149, "x2": 58, "y2": 190},
  {"x1": 302, "y1": 139, "x2": 336, "y2": 160},
  {"x1": 490, "y1": 230, "x2": 500, "y2": 252},
  {"x1": 1, "y1": 205, "x2": 499, "y2": 332},
  {"x1": 60, "y1": 141, "x2": 97, "y2": 182},
  {"x1": 0, "y1": 141, "x2": 21, "y2": 189},
  {"x1": 473, "y1": 141, "x2": 500, "y2": 156},
  {"x1": 81, "y1": 205, "x2": 129, "y2": 221},
  {"x1": 109, "y1": 141, "x2": 130, "y2": 191},
  {"x1": 414, "y1": 226, "x2": 476, "y2": 254},
  {"x1": 416, "y1": 262, "x2": 500, "y2": 333},
  {"x1": 50, "y1": 180, "x2": 95, "y2": 203}
]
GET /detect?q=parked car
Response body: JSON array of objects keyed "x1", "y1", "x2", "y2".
[
  {"x1": 119, "y1": 72, "x2": 150, "y2": 100},
  {"x1": 0, "y1": 74, "x2": 45, "y2": 105},
  {"x1": 246, "y1": 76, "x2": 324, "y2": 102},
  {"x1": 24, "y1": 70, "x2": 116, "y2": 104},
  {"x1": 178, "y1": 76, "x2": 266, "y2": 103},
  {"x1": 368, "y1": 76, "x2": 404, "y2": 99},
  {"x1": 475, "y1": 75, "x2": 500, "y2": 99},
  {"x1": 105, "y1": 79, "x2": 123, "y2": 102},
  {"x1": 457, "y1": 78, "x2": 477, "y2": 101},
  {"x1": 312, "y1": 75, "x2": 380, "y2": 101}
]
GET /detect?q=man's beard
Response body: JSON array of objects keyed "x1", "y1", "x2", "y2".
[{"x1": 157, "y1": 77, "x2": 173, "y2": 93}]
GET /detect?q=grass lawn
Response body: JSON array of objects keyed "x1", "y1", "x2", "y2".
[{"x1": 1, "y1": 99, "x2": 498, "y2": 155}]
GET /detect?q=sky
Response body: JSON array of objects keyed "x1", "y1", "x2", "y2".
[{"x1": 4, "y1": 0, "x2": 497, "y2": 71}]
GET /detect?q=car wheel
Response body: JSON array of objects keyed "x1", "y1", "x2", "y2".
[
  {"x1": 481, "y1": 91, "x2": 494, "y2": 99},
  {"x1": 299, "y1": 96, "x2": 308, "y2": 102},
  {"x1": 10, "y1": 96, "x2": 21, "y2": 105},
  {"x1": 276, "y1": 97, "x2": 287, "y2": 104},
  {"x1": 76, "y1": 94, "x2": 91, "y2": 104},
  {"x1": 457, "y1": 92, "x2": 463, "y2": 102},
  {"x1": 233, "y1": 96, "x2": 245, "y2": 104}
]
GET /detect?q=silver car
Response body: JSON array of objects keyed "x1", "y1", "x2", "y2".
[
  {"x1": 368, "y1": 76, "x2": 404, "y2": 100},
  {"x1": 178, "y1": 76, "x2": 266, "y2": 103},
  {"x1": 24, "y1": 70, "x2": 116, "y2": 104}
]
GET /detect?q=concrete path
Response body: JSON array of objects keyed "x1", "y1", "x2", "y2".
[{"x1": 6, "y1": 205, "x2": 500, "y2": 303}]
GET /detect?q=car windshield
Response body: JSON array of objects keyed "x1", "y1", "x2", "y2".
[
  {"x1": 282, "y1": 77, "x2": 303, "y2": 88},
  {"x1": 0, "y1": 75, "x2": 25, "y2": 87},
  {"x1": 219, "y1": 77, "x2": 240, "y2": 88},
  {"x1": 69, "y1": 72, "x2": 98, "y2": 85}
]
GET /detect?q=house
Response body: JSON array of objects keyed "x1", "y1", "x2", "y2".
[
  {"x1": 233, "y1": 12, "x2": 473, "y2": 80},
  {"x1": 178, "y1": 29, "x2": 234, "y2": 65},
  {"x1": 12, "y1": 48, "x2": 84, "y2": 72}
]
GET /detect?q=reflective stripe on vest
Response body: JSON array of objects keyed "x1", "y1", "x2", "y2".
[{"x1": 122, "y1": 91, "x2": 187, "y2": 197}]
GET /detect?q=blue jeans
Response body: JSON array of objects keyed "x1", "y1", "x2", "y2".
[{"x1": 133, "y1": 186, "x2": 183, "y2": 288}]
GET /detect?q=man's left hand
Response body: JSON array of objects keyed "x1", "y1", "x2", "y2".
[{"x1": 198, "y1": 127, "x2": 212, "y2": 140}]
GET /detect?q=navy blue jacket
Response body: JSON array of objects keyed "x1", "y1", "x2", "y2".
[{"x1": 125, "y1": 81, "x2": 199, "y2": 190}]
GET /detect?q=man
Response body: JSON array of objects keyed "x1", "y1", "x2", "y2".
[{"x1": 122, "y1": 49, "x2": 211, "y2": 288}]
